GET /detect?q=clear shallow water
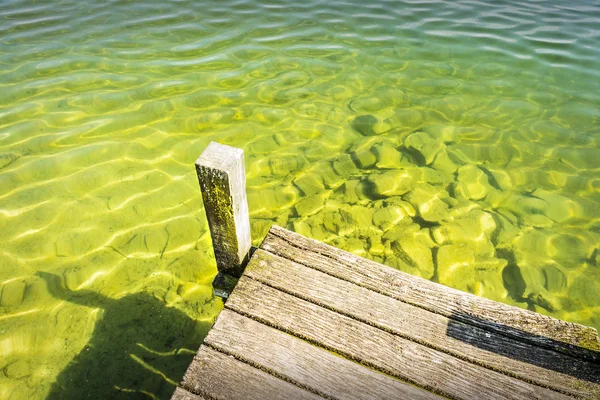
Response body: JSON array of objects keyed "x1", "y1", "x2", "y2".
[{"x1": 1, "y1": 0, "x2": 600, "y2": 397}]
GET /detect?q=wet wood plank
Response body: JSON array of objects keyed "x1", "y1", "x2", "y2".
[
  {"x1": 244, "y1": 248, "x2": 600, "y2": 397},
  {"x1": 181, "y1": 346, "x2": 324, "y2": 400},
  {"x1": 261, "y1": 225, "x2": 600, "y2": 360},
  {"x1": 226, "y1": 276, "x2": 571, "y2": 400},
  {"x1": 205, "y1": 309, "x2": 441, "y2": 400}
]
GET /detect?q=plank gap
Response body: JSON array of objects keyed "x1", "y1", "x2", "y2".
[
  {"x1": 221, "y1": 300, "x2": 446, "y2": 398},
  {"x1": 247, "y1": 269, "x2": 585, "y2": 396},
  {"x1": 265, "y1": 227, "x2": 600, "y2": 362},
  {"x1": 204, "y1": 341, "x2": 338, "y2": 400}
]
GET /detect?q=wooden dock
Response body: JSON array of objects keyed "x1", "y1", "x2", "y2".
[
  {"x1": 172, "y1": 142, "x2": 600, "y2": 400},
  {"x1": 173, "y1": 225, "x2": 600, "y2": 400}
]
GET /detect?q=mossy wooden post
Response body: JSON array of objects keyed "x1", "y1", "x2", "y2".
[{"x1": 196, "y1": 142, "x2": 251, "y2": 288}]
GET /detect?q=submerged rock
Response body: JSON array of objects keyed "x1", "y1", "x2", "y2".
[
  {"x1": 367, "y1": 170, "x2": 413, "y2": 198},
  {"x1": 269, "y1": 154, "x2": 308, "y2": 176},
  {"x1": 436, "y1": 243, "x2": 508, "y2": 301},
  {"x1": 432, "y1": 209, "x2": 496, "y2": 246},
  {"x1": 390, "y1": 238, "x2": 434, "y2": 279},
  {"x1": 372, "y1": 205, "x2": 408, "y2": 230},
  {"x1": 331, "y1": 154, "x2": 358, "y2": 177},
  {"x1": 0, "y1": 279, "x2": 26, "y2": 307},
  {"x1": 311, "y1": 162, "x2": 345, "y2": 189},
  {"x1": 405, "y1": 183, "x2": 451, "y2": 222},
  {"x1": 531, "y1": 189, "x2": 580, "y2": 223},
  {"x1": 293, "y1": 172, "x2": 325, "y2": 196},
  {"x1": 372, "y1": 142, "x2": 407, "y2": 169},
  {"x1": 295, "y1": 192, "x2": 328, "y2": 217},
  {"x1": 351, "y1": 114, "x2": 390, "y2": 136},
  {"x1": 404, "y1": 131, "x2": 445, "y2": 165},
  {"x1": 351, "y1": 148, "x2": 377, "y2": 169},
  {"x1": 454, "y1": 164, "x2": 492, "y2": 201}
]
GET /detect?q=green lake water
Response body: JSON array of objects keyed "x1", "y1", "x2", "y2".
[{"x1": 1, "y1": 0, "x2": 600, "y2": 398}]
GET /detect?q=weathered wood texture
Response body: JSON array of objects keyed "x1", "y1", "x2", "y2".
[
  {"x1": 195, "y1": 142, "x2": 251, "y2": 276},
  {"x1": 205, "y1": 309, "x2": 441, "y2": 400},
  {"x1": 181, "y1": 346, "x2": 323, "y2": 400},
  {"x1": 262, "y1": 225, "x2": 600, "y2": 360},
  {"x1": 244, "y1": 249, "x2": 600, "y2": 397},
  {"x1": 173, "y1": 226, "x2": 600, "y2": 400}
]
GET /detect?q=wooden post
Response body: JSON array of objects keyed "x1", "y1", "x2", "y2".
[{"x1": 195, "y1": 142, "x2": 251, "y2": 278}]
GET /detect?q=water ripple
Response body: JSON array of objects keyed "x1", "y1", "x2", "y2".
[{"x1": 1, "y1": 0, "x2": 600, "y2": 398}]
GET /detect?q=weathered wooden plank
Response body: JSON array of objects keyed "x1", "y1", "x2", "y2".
[
  {"x1": 226, "y1": 277, "x2": 571, "y2": 400},
  {"x1": 196, "y1": 142, "x2": 251, "y2": 277},
  {"x1": 205, "y1": 309, "x2": 442, "y2": 400},
  {"x1": 245, "y1": 249, "x2": 600, "y2": 397},
  {"x1": 261, "y1": 225, "x2": 600, "y2": 360},
  {"x1": 181, "y1": 345, "x2": 324, "y2": 400},
  {"x1": 171, "y1": 387, "x2": 205, "y2": 400}
]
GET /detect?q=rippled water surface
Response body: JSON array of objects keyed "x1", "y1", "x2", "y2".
[{"x1": 1, "y1": 0, "x2": 600, "y2": 398}]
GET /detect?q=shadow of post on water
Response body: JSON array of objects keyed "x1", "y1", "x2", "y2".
[
  {"x1": 37, "y1": 272, "x2": 212, "y2": 400},
  {"x1": 445, "y1": 311, "x2": 600, "y2": 384}
]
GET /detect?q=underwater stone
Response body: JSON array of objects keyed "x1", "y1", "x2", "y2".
[
  {"x1": 382, "y1": 223, "x2": 420, "y2": 243},
  {"x1": 339, "y1": 205, "x2": 376, "y2": 237},
  {"x1": 531, "y1": 189, "x2": 580, "y2": 223},
  {"x1": 547, "y1": 233, "x2": 589, "y2": 267},
  {"x1": 351, "y1": 114, "x2": 378, "y2": 136},
  {"x1": 436, "y1": 244, "x2": 475, "y2": 271},
  {"x1": 0, "y1": 279, "x2": 26, "y2": 307},
  {"x1": 333, "y1": 153, "x2": 360, "y2": 176},
  {"x1": 487, "y1": 167, "x2": 513, "y2": 191},
  {"x1": 340, "y1": 179, "x2": 370, "y2": 204},
  {"x1": 436, "y1": 244, "x2": 508, "y2": 300},
  {"x1": 404, "y1": 131, "x2": 444, "y2": 165},
  {"x1": 248, "y1": 135, "x2": 279, "y2": 154},
  {"x1": 386, "y1": 197, "x2": 417, "y2": 217},
  {"x1": 517, "y1": 263, "x2": 564, "y2": 312},
  {"x1": 447, "y1": 199, "x2": 481, "y2": 220},
  {"x1": 432, "y1": 209, "x2": 496, "y2": 246},
  {"x1": 567, "y1": 274, "x2": 600, "y2": 315},
  {"x1": 422, "y1": 125, "x2": 460, "y2": 143},
  {"x1": 351, "y1": 148, "x2": 377, "y2": 169},
  {"x1": 295, "y1": 192, "x2": 328, "y2": 217},
  {"x1": 312, "y1": 162, "x2": 345, "y2": 189},
  {"x1": 432, "y1": 149, "x2": 460, "y2": 175},
  {"x1": 490, "y1": 210, "x2": 520, "y2": 249},
  {"x1": 346, "y1": 237, "x2": 367, "y2": 256},
  {"x1": 248, "y1": 185, "x2": 298, "y2": 218},
  {"x1": 420, "y1": 167, "x2": 448, "y2": 185},
  {"x1": 368, "y1": 239, "x2": 386, "y2": 257},
  {"x1": 293, "y1": 173, "x2": 325, "y2": 196},
  {"x1": 5, "y1": 359, "x2": 30, "y2": 379},
  {"x1": 503, "y1": 193, "x2": 555, "y2": 228},
  {"x1": 340, "y1": 180, "x2": 361, "y2": 204},
  {"x1": 384, "y1": 108, "x2": 425, "y2": 132},
  {"x1": 391, "y1": 238, "x2": 434, "y2": 279},
  {"x1": 269, "y1": 154, "x2": 308, "y2": 176},
  {"x1": 302, "y1": 142, "x2": 334, "y2": 162},
  {"x1": 322, "y1": 210, "x2": 343, "y2": 234},
  {"x1": 405, "y1": 183, "x2": 451, "y2": 222},
  {"x1": 454, "y1": 164, "x2": 491, "y2": 201},
  {"x1": 372, "y1": 205, "x2": 407, "y2": 230},
  {"x1": 367, "y1": 170, "x2": 413, "y2": 198},
  {"x1": 373, "y1": 142, "x2": 406, "y2": 169},
  {"x1": 293, "y1": 220, "x2": 312, "y2": 238}
]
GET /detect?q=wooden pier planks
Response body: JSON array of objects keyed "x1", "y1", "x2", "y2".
[{"x1": 174, "y1": 226, "x2": 600, "y2": 400}]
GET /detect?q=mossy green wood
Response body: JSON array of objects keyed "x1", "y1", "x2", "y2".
[{"x1": 195, "y1": 142, "x2": 251, "y2": 277}]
